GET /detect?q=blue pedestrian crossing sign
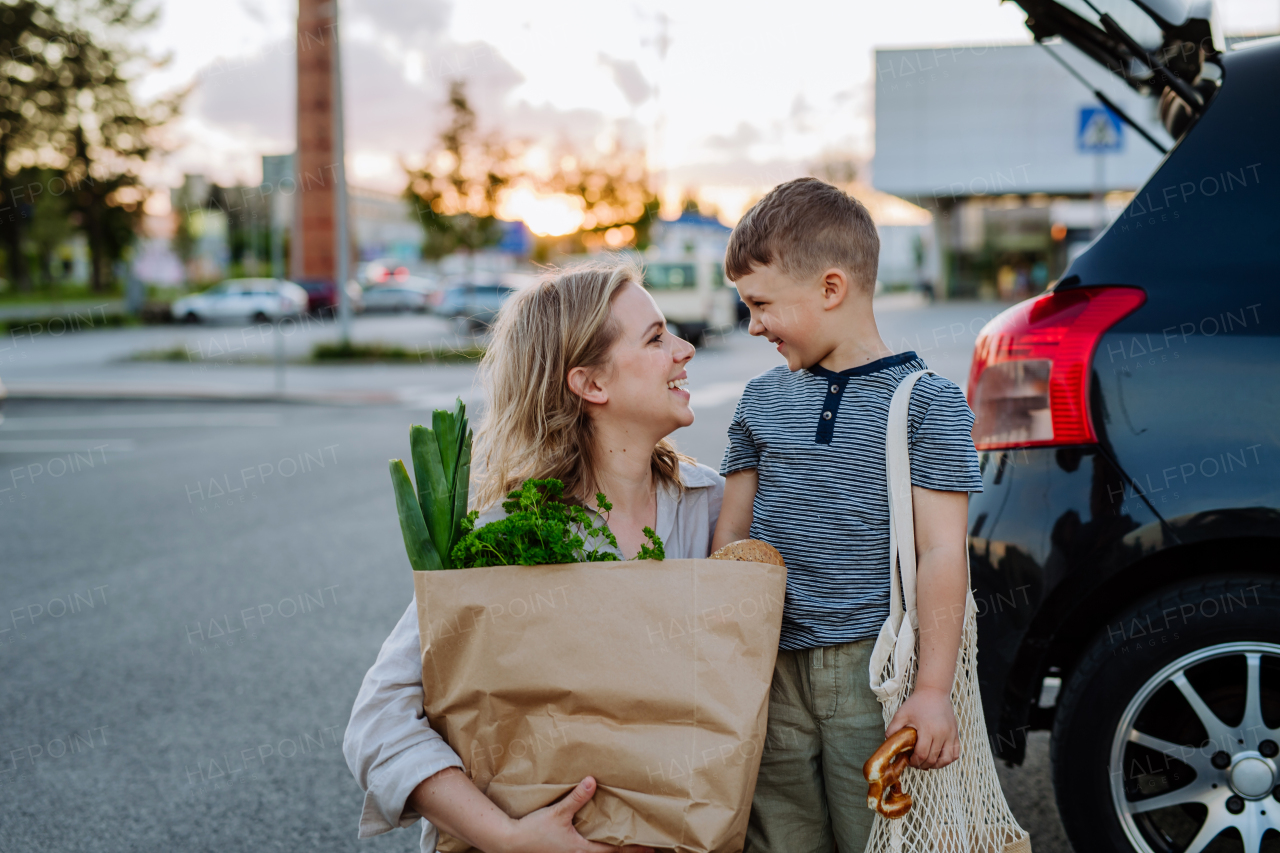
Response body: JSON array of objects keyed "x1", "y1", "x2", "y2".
[{"x1": 1078, "y1": 106, "x2": 1124, "y2": 153}]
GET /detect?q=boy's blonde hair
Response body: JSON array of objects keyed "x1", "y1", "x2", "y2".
[
  {"x1": 471, "y1": 260, "x2": 686, "y2": 511},
  {"x1": 725, "y1": 177, "x2": 879, "y2": 292}
]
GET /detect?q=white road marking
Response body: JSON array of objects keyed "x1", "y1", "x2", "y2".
[
  {"x1": 0, "y1": 413, "x2": 282, "y2": 430},
  {"x1": 0, "y1": 440, "x2": 136, "y2": 453},
  {"x1": 691, "y1": 381, "x2": 747, "y2": 408}
]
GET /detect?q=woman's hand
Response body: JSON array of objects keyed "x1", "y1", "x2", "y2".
[
  {"x1": 886, "y1": 686, "x2": 959, "y2": 770},
  {"x1": 409, "y1": 769, "x2": 651, "y2": 853},
  {"x1": 502, "y1": 776, "x2": 653, "y2": 853}
]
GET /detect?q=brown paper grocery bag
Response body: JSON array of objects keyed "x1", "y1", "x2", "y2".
[{"x1": 414, "y1": 558, "x2": 786, "y2": 853}]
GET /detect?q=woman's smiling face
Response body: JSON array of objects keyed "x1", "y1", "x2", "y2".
[{"x1": 589, "y1": 282, "x2": 696, "y2": 437}]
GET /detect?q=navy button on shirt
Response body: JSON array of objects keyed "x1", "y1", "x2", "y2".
[{"x1": 720, "y1": 352, "x2": 982, "y2": 651}]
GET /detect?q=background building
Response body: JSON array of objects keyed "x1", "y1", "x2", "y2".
[
  {"x1": 349, "y1": 187, "x2": 425, "y2": 264},
  {"x1": 872, "y1": 39, "x2": 1168, "y2": 299}
]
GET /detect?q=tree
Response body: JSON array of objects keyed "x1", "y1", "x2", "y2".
[
  {"x1": 406, "y1": 80, "x2": 660, "y2": 258},
  {"x1": 549, "y1": 146, "x2": 659, "y2": 249},
  {"x1": 0, "y1": 2, "x2": 73, "y2": 291},
  {"x1": 19, "y1": 165, "x2": 73, "y2": 285},
  {"x1": 0, "y1": 0, "x2": 182, "y2": 292},
  {"x1": 55, "y1": 2, "x2": 181, "y2": 291},
  {"x1": 404, "y1": 81, "x2": 518, "y2": 259}
]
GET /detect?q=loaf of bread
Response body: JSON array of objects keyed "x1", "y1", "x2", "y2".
[{"x1": 709, "y1": 539, "x2": 785, "y2": 566}]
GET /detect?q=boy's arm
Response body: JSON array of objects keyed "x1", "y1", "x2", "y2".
[
  {"x1": 711, "y1": 469, "x2": 758, "y2": 551},
  {"x1": 885, "y1": 485, "x2": 969, "y2": 770}
]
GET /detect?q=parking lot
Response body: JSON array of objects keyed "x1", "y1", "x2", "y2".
[{"x1": 0, "y1": 301, "x2": 1071, "y2": 852}]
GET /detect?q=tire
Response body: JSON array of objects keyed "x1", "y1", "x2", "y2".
[
  {"x1": 1052, "y1": 576, "x2": 1280, "y2": 853},
  {"x1": 252, "y1": 312, "x2": 271, "y2": 325},
  {"x1": 183, "y1": 312, "x2": 200, "y2": 324}
]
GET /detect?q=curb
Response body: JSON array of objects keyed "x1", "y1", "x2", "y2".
[{"x1": 2, "y1": 385, "x2": 401, "y2": 406}]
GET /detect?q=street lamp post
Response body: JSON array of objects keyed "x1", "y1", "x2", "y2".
[{"x1": 331, "y1": 0, "x2": 351, "y2": 344}]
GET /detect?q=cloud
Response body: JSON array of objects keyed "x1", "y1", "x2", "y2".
[
  {"x1": 347, "y1": 0, "x2": 452, "y2": 46},
  {"x1": 189, "y1": 45, "x2": 295, "y2": 146},
  {"x1": 596, "y1": 54, "x2": 651, "y2": 107},
  {"x1": 178, "y1": 0, "x2": 637, "y2": 191},
  {"x1": 187, "y1": 30, "x2": 526, "y2": 182},
  {"x1": 790, "y1": 94, "x2": 813, "y2": 132},
  {"x1": 704, "y1": 122, "x2": 763, "y2": 153},
  {"x1": 666, "y1": 155, "x2": 807, "y2": 189}
]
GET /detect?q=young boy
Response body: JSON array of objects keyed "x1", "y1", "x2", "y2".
[{"x1": 712, "y1": 177, "x2": 980, "y2": 853}]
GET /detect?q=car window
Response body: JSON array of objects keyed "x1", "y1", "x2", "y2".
[{"x1": 645, "y1": 264, "x2": 696, "y2": 290}]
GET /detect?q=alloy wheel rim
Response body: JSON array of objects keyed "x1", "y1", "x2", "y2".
[{"x1": 1111, "y1": 641, "x2": 1280, "y2": 853}]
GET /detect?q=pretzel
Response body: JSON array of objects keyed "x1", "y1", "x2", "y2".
[{"x1": 863, "y1": 726, "x2": 916, "y2": 819}]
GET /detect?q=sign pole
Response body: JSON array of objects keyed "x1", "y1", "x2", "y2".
[
  {"x1": 1095, "y1": 152, "x2": 1105, "y2": 235},
  {"x1": 331, "y1": 0, "x2": 351, "y2": 344}
]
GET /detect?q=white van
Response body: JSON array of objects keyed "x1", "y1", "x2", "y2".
[{"x1": 642, "y1": 258, "x2": 738, "y2": 345}]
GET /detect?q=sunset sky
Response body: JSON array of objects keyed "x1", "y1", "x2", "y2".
[{"x1": 140, "y1": 0, "x2": 1280, "y2": 221}]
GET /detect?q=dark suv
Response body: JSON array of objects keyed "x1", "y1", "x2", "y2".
[{"x1": 968, "y1": 3, "x2": 1279, "y2": 852}]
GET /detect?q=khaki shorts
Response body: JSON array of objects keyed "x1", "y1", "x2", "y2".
[{"x1": 747, "y1": 638, "x2": 885, "y2": 853}]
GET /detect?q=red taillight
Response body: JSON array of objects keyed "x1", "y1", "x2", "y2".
[{"x1": 968, "y1": 286, "x2": 1146, "y2": 450}]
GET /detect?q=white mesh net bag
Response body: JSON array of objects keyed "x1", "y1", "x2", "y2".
[{"x1": 866, "y1": 370, "x2": 1032, "y2": 853}]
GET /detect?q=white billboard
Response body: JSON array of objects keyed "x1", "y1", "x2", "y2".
[{"x1": 872, "y1": 41, "x2": 1168, "y2": 199}]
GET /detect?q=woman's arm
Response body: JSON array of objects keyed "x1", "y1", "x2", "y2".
[
  {"x1": 345, "y1": 600, "x2": 651, "y2": 853},
  {"x1": 885, "y1": 486, "x2": 968, "y2": 770},
  {"x1": 409, "y1": 770, "x2": 651, "y2": 853},
  {"x1": 711, "y1": 469, "x2": 757, "y2": 551},
  {"x1": 344, "y1": 600, "x2": 467, "y2": 837}
]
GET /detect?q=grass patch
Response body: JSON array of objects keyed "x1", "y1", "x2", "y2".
[
  {"x1": 0, "y1": 283, "x2": 124, "y2": 304},
  {"x1": 312, "y1": 341, "x2": 486, "y2": 363},
  {"x1": 128, "y1": 344, "x2": 193, "y2": 362},
  {"x1": 0, "y1": 311, "x2": 136, "y2": 337}
]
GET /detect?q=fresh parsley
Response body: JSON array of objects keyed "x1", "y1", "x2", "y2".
[{"x1": 451, "y1": 478, "x2": 665, "y2": 568}]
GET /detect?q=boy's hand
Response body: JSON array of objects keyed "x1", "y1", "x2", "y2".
[{"x1": 886, "y1": 686, "x2": 959, "y2": 770}]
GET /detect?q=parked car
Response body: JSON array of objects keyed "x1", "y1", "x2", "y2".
[
  {"x1": 172, "y1": 278, "x2": 309, "y2": 324},
  {"x1": 362, "y1": 284, "x2": 431, "y2": 313},
  {"x1": 970, "y1": 5, "x2": 1279, "y2": 853},
  {"x1": 296, "y1": 279, "x2": 364, "y2": 317},
  {"x1": 642, "y1": 259, "x2": 736, "y2": 346},
  {"x1": 361, "y1": 260, "x2": 435, "y2": 291},
  {"x1": 432, "y1": 282, "x2": 518, "y2": 331}
]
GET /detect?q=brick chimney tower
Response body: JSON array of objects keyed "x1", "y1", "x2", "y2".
[{"x1": 293, "y1": 0, "x2": 336, "y2": 282}]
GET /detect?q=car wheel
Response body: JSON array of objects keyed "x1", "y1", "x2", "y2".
[
  {"x1": 183, "y1": 312, "x2": 200, "y2": 324},
  {"x1": 1052, "y1": 577, "x2": 1280, "y2": 853},
  {"x1": 252, "y1": 312, "x2": 271, "y2": 325}
]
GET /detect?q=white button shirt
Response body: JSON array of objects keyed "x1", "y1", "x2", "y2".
[{"x1": 343, "y1": 462, "x2": 725, "y2": 852}]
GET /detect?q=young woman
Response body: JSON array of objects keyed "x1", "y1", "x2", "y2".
[{"x1": 343, "y1": 262, "x2": 725, "y2": 853}]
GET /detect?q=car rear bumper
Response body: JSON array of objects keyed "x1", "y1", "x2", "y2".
[{"x1": 968, "y1": 444, "x2": 1169, "y2": 762}]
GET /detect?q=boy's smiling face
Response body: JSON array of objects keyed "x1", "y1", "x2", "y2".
[{"x1": 734, "y1": 263, "x2": 840, "y2": 371}]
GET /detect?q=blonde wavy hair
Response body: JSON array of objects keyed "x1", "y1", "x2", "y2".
[{"x1": 471, "y1": 260, "x2": 687, "y2": 511}]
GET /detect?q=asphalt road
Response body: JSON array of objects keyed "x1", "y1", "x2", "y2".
[{"x1": 0, "y1": 299, "x2": 1073, "y2": 852}]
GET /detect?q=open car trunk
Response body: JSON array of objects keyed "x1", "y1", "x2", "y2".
[{"x1": 1009, "y1": 0, "x2": 1225, "y2": 139}]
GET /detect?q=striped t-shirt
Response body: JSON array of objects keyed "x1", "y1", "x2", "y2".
[{"x1": 720, "y1": 352, "x2": 982, "y2": 651}]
